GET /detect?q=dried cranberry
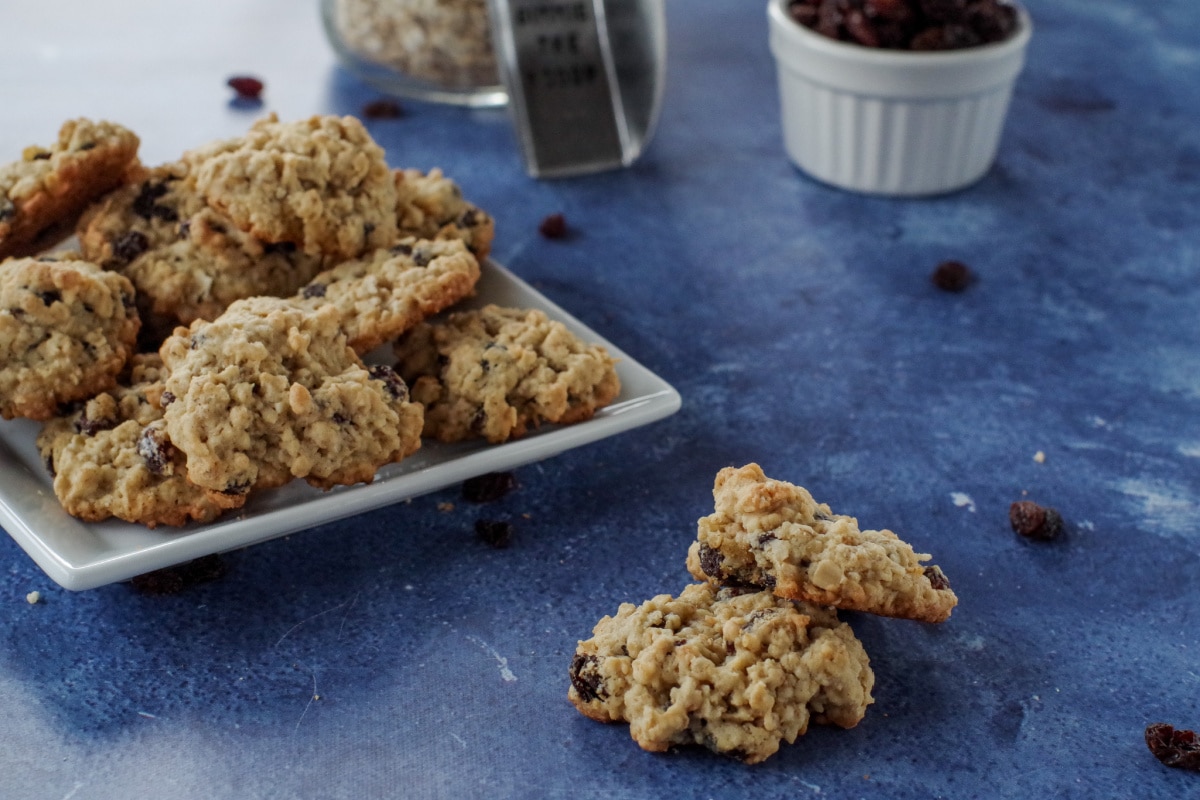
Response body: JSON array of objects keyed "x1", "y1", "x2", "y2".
[
  {"x1": 462, "y1": 472, "x2": 517, "y2": 503},
  {"x1": 1146, "y1": 723, "x2": 1200, "y2": 770},
  {"x1": 226, "y1": 75, "x2": 264, "y2": 100},
  {"x1": 475, "y1": 519, "x2": 513, "y2": 548},
  {"x1": 538, "y1": 213, "x2": 568, "y2": 239},
  {"x1": 129, "y1": 554, "x2": 227, "y2": 595},
  {"x1": 362, "y1": 99, "x2": 404, "y2": 119},
  {"x1": 931, "y1": 259, "x2": 973, "y2": 291},
  {"x1": 1009, "y1": 500, "x2": 1064, "y2": 541}
]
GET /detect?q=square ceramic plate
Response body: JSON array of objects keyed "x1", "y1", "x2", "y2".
[{"x1": 0, "y1": 260, "x2": 681, "y2": 591}]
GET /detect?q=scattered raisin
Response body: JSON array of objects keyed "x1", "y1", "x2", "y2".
[
  {"x1": 1146, "y1": 723, "x2": 1200, "y2": 771},
  {"x1": 568, "y1": 653, "x2": 607, "y2": 702},
  {"x1": 538, "y1": 212, "x2": 568, "y2": 239},
  {"x1": 475, "y1": 519, "x2": 513, "y2": 548},
  {"x1": 462, "y1": 472, "x2": 517, "y2": 503},
  {"x1": 362, "y1": 99, "x2": 404, "y2": 119},
  {"x1": 226, "y1": 75, "x2": 264, "y2": 100},
  {"x1": 924, "y1": 564, "x2": 952, "y2": 590},
  {"x1": 931, "y1": 259, "x2": 973, "y2": 291},
  {"x1": 111, "y1": 231, "x2": 149, "y2": 264},
  {"x1": 129, "y1": 554, "x2": 227, "y2": 595},
  {"x1": 1009, "y1": 500, "x2": 1063, "y2": 541}
]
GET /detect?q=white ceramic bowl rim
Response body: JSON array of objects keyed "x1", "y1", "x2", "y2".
[{"x1": 768, "y1": 0, "x2": 1032, "y2": 98}]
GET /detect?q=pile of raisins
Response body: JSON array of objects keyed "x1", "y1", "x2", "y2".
[{"x1": 787, "y1": 0, "x2": 1019, "y2": 51}]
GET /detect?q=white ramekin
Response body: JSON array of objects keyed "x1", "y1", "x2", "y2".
[{"x1": 768, "y1": 0, "x2": 1032, "y2": 196}]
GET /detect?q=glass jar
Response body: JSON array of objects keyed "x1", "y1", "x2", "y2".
[{"x1": 321, "y1": 0, "x2": 507, "y2": 107}]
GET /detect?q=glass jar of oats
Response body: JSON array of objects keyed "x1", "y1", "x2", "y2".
[{"x1": 321, "y1": 0, "x2": 506, "y2": 107}]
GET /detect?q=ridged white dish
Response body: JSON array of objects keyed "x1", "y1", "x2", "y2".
[{"x1": 768, "y1": 0, "x2": 1032, "y2": 196}]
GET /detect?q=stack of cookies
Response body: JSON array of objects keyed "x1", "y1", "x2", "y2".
[
  {"x1": 0, "y1": 115, "x2": 621, "y2": 528},
  {"x1": 568, "y1": 463, "x2": 958, "y2": 764}
]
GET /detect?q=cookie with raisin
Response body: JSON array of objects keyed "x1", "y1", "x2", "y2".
[
  {"x1": 0, "y1": 119, "x2": 140, "y2": 259},
  {"x1": 293, "y1": 236, "x2": 480, "y2": 355},
  {"x1": 77, "y1": 161, "x2": 324, "y2": 339},
  {"x1": 160, "y1": 296, "x2": 423, "y2": 494},
  {"x1": 686, "y1": 464, "x2": 959, "y2": 623},
  {"x1": 36, "y1": 354, "x2": 242, "y2": 527},
  {"x1": 183, "y1": 114, "x2": 397, "y2": 260},
  {"x1": 393, "y1": 168, "x2": 494, "y2": 261},
  {"x1": 0, "y1": 254, "x2": 139, "y2": 420},
  {"x1": 569, "y1": 582, "x2": 875, "y2": 764},
  {"x1": 393, "y1": 304, "x2": 620, "y2": 443}
]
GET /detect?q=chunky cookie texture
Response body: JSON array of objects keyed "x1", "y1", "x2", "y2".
[
  {"x1": 294, "y1": 236, "x2": 480, "y2": 354},
  {"x1": 393, "y1": 304, "x2": 620, "y2": 443},
  {"x1": 78, "y1": 161, "x2": 324, "y2": 335},
  {"x1": 36, "y1": 354, "x2": 242, "y2": 527},
  {"x1": 687, "y1": 464, "x2": 958, "y2": 623},
  {"x1": 0, "y1": 119, "x2": 140, "y2": 259},
  {"x1": 393, "y1": 168, "x2": 494, "y2": 261},
  {"x1": 568, "y1": 582, "x2": 875, "y2": 764},
  {"x1": 160, "y1": 296, "x2": 423, "y2": 494},
  {"x1": 0, "y1": 255, "x2": 139, "y2": 420},
  {"x1": 184, "y1": 114, "x2": 398, "y2": 260}
]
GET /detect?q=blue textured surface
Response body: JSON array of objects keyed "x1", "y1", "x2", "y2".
[{"x1": 2, "y1": 1, "x2": 1199, "y2": 797}]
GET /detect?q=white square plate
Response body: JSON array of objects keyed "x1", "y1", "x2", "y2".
[{"x1": 0, "y1": 260, "x2": 681, "y2": 590}]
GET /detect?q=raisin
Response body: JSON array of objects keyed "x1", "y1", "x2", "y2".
[
  {"x1": 0, "y1": 197, "x2": 16, "y2": 221},
  {"x1": 75, "y1": 409, "x2": 118, "y2": 436},
  {"x1": 331, "y1": 412, "x2": 351, "y2": 425},
  {"x1": 137, "y1": 425, "x2": 172, "y2": 475},
  {"x1": 538, "y1": 212, "x2": 568, "y2": 239},
  {"x1": 931, "y1": 259, "x2": 973, "y2": 291},
  {"x1": 790, "y1": 0, "x2": 1016, "y2": 50},
  {"x1": 698, "y1": 543, "x2": 725, "y2": 579},
  {"x1": 462, "y1": 472, "x2": 517, "y2": 503},
  {"x1": 302, "y1": 282, "x2": 327, "y2": 299},
  {"x1": 226, "y1": 75, "x2": 264, "y2": 100},
  {"x1": 30, "y1": 150, "x2": 51, "y2": 160},
  {"x1": 369, "y1": 364, "x2": 409, "y2": 401},
  {"x1": 78, "y1": 141, "x2": 96, "y2": 151},
  {"x1": 568, "y1": 653, "x2": 607, "y2": 702},
  {"x1": 413, "y1": 247, "x2": 432, "y2": 267},
  {"x1": 460, "y1": 209, "x2": 479, "y2": 227},
  {"x1": 222, "y1": 479, "x2": 251, "y2": 496},
  {"x1": 475, "y1": 519, "x2": 513, "y2": 548},
  {"x1": 1009, "y1": 500, "x2": 1063, "y2": 541},
  {"x1": 362, "y1": 99, "x2": 403, "y2": 119},
  {"x1": 390, "y1": 242, "x2": 413, "y2": 256},
  {"x1": 1146, "y1": 723, "x2": 1200, "y2": 771},
  {"x1": 111, "y1": 231, "x2": 149, "y2": 264},
  {"x1": 132, "y1": 182, "x2": 169, "y2": 220},
  {"x1": 924, "y1": 564, "x2": 952, "y2": 590},
  {"x1": 160, "y1": 390, "x2": 176, "y2": 407},
  {"x1": 129, "y1": 554, "x2": 227, "y2": 595},
  {"x1": 755, "y1": 532, "x2": 777, "y2": 546},
  {"x1": 265, "y1": 240, "x2": 297, "y2": 255},
  {"x1": 37, "y1": 289, "x2": 60, "y2": 306}
]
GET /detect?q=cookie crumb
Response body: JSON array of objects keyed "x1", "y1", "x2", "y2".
[
  {"x1": 363, "y1": 99, "x2": 404, "y2": 119},
  {"x1": 25, "y1": 591, "x2": 40, "y2": 605},
  {"x1": 1033, "y1": 450, "x2": 1046, "y2": 463},
  {"x1": 930, "y1": 260, "x2": 973, "y2": 292},
  {"x1": 475, "y1": 519, "x2": 512, "y2": 548},
  {"x1": 538, "y1": 213, "x2": 568, "y2": 239},
  {"x1": 226, "y1": 75, "x2": 264, "y2": 100},
  {"x1": 1009, "y1": 500, "x2": 1063, "y2": 541},
  {"x1": 462, "y1": 471, "x2": 517, "y2": 502},
  {"x1": 438, "y1": 502, "x2": 455, "y2": 512},
  {"x1": 1146, "y1": 723, "x2": 1200, "y2": 770}
]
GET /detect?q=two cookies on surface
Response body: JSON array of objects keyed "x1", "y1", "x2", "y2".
[
  {"x1": 0, "y1": 115, "x2": 620, "y2": 528},
  {"x1": 568, "y1": 463, "x2": 958, "y2": 764}
]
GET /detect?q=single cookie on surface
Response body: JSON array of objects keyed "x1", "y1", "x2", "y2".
[
  {"x1": 294, "y1": 236, "x2": 480, "y2": 355},
  {"x1": 184, "y1": 114, "x2": 398, "y2": 260},
  {"x1": 0, "y1": 255, "x2": 139, "y2": 421},
  {"x1": 393, "y1": 168, "x2": 494, "y2": 261},
  {"x1": 393, "y1": 304, "x2": 620, "y2": 443},
  {"x1": 160, "y1": 296, "x2": 423, "y2": 494},
  {"x1": 77, "y1": 161, "x2": 324, "y2": 336},
  {"x1": 568, "y1": 582, "x2": 875, "y2": 764},
  {"x1": 686, "y1": 464, "x2": 959, "y2": 623},
  {"x1": 36, "y1": 354, "x2": 243, "y2": 527},
  {"x1": 0, "y1": 119, "x2": 140, "y2": 259}
]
